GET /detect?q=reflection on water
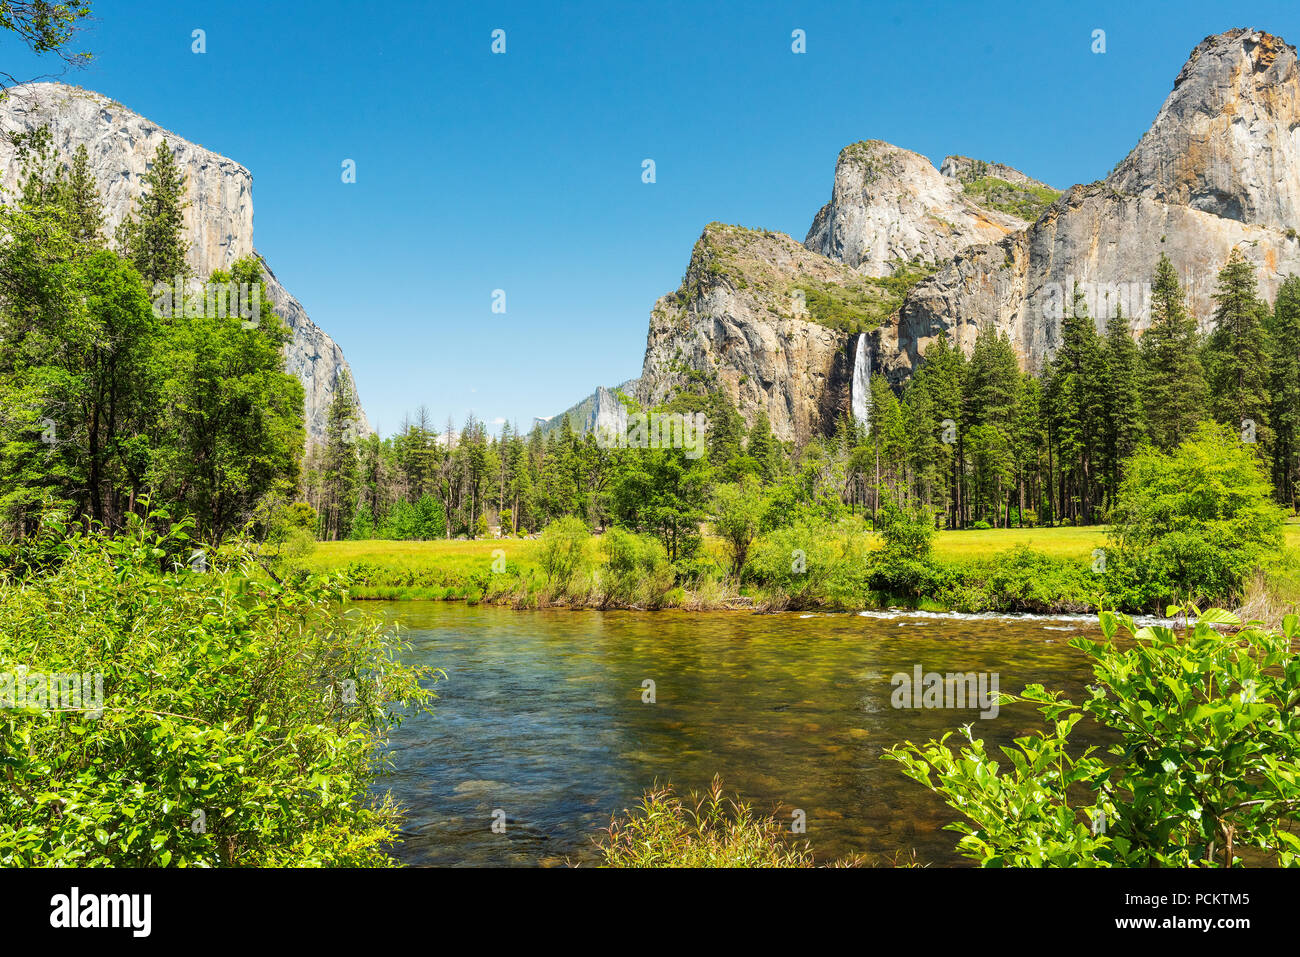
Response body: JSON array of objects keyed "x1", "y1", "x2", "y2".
[{"x1": 373, "y1": 602, "x2": 1104, "y2": 867}]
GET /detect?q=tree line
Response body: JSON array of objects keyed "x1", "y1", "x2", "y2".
[
  {"x1": 8, "y1": 129, "x2": 1296, "y2": 553},
  {"x1": 311, "y1": 248, "x2": 1300, "y2": 552},
  {"x1": 863, "y1": 251, "x2": 1300, "y2": 528}
]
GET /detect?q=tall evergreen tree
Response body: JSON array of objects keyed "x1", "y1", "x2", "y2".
[
  {"x1": 908, "y1": 334, "x2": 965, "y2": 525},
  {"x1": 1046, "y1": 284, "x2": 1106, "y2": 524},
  {"x1": 745, "y1": 410, "x2": 779, "y2": 483},
  {"x1": 1268, "y1": 274, "x2": 1300, "y2": 507},
  {"x1": 964, "y1": 326, "x2": 1021, "y2": 524},
  {"x1": 63, "y1": 143, "x2": 104, "y2": 246},
  {"x1": 122, "y1": 140, "x2": 190, "y2": 286},
  {"x1": 1203, "y1": 251, "x2": 1270, "y2": 447},
  {"x1": 319, "y1": 372, "x2": 361, "y2": 541},
  {"x1": 1099, "y1": 305, "x2": 1143, "y2": 509},
  {"x1": 1139, "y1": 253, "x2": 1207, "y2": 450}
]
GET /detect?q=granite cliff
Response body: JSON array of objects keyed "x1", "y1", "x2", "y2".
[
  {"x1": 0, "y1": 82, "x2": 366, "y2": 444},
  {"x1": 626, "y1": 27, "x2": 1300, "y2": 441},
  {"x1": 882, "y1": 28, "x2": 1300, "y2": 382}
]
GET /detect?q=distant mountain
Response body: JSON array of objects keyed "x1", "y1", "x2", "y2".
[{"x1": 538, "y1": 380, "x2": 639, "y2": 437}]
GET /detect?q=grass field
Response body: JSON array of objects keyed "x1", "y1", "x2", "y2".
[
  {"x1": 295, "y1": 521, "x2": 1300, "y2": 615},
  {"x1": 301, "y1": 521, "x2": 1300, "y2": 595},
  {"x1": 303, "y1": 524, "x2": 1141, "y2": 574}
]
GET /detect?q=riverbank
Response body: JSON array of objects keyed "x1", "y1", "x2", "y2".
[{"x1": 291, "y1": 524, "x2": 1300, "y2": 619}]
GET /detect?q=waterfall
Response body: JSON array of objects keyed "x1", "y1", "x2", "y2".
[{"x1": 850, "y1": 332, "x2": 871, "y2": 430}]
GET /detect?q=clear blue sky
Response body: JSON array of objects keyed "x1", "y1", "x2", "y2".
[{"x1": 4, "y1": 1, "x2": 1298, "y2": 436}]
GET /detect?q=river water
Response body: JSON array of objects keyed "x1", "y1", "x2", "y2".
[{"x1": 373, "y1": 601, "x2": 1106, "y2": 866}]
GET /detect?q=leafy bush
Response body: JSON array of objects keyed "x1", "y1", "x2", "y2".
[
  {"x1": 868, "y1": 496, "x2": 940, "y2": 600},
  {"x1": 962, "y1": 546, "x2": 1097, "y2": 613},
  {"x1": 748, "y1": 518, "x2": 870, "y2": 609},
  {"x1": 711, "y1": 477, "x2": 763, "y2": 576},
  {"x1": 1107, "y1": 423, "x2": 1286, "y2": 610},
  {"x1": 537, "y1": 516, "x2": 590, "y2": 594},
  {"x1": 887, "y1": 608, "x2": 1300, "y2": 867},
  {"x1": 599, "y1": 528, "x2": 674, "y2": 608},
  {"x1": 0, "y1": 510, "x2": 436, "y2": 866}
]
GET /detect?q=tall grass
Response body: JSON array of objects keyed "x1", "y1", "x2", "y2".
[{"x1": 599, "y1": 777, "x2": 859, "y2": 868}]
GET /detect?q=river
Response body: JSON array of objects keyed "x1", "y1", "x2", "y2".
[{"x1": 374, "y1": 601, "x2": 1106, "y2": 866}]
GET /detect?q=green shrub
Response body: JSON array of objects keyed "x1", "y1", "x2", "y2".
[
  {"x1": 599, "y1": 527, "x2": 674, "y2": 608},
  {"x1": 963, "y1": 546, "x2": 1097, "y2": 613},
  {"x1": 748, "y1": 518, "x2": 869, "y2": 609},
  {"x1": 537, "y1": 516, "x2": 589, "y2": 594},
  {"x1": 887, "y1": 607, "x2": 1300, "y2": 867},
  {"x1": 1107, "y1": 423, "x2": 1286, "y2": 610},
  {"x1": 868, "y1": 496, "x2": 939, "y2": 600},
  {"x1": 712, "y1": 477, "x2": 763, "y2": 576},
  {"x1": 0, "y1": 509, "x2": 436, "y2": 866}
]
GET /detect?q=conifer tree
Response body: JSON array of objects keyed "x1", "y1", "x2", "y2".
[
  {"x1": 1268, "y1": 275, "x2": 1300, "y2": 507},
  {"x1": 1099, "y1": 305, "x2": 1143, "y2": 509},
  {"x1": 1203, "y1": 251, "x2": 1270, "y2": 447},
  {"x1": 1046, "y1": 284, "x2": 1106, "y2": 523},
  {"x1": 320, "y1": 372, "x2": 361, "y2": 540},
  {"x1": 1139, "y1": 253, "x2": 1207, "y2": 450},
  {"x1": 122, "y1": 140, "x2": 190, "y2": 286},
  {"x1": 64, "y1": 143, "x2": 103, "y2": 246}
]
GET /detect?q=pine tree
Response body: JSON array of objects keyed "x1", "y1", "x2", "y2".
[
  {"x1": 64, "y1": 143, "x2": 103, "y2": 246},
  {"x1": 963, "y1": 327, "x2": 1021, "y2": 525},
  {"x1": 1203, "y1": 251, "x2": 1270, "y2": 447},
  {"x1": 122, "y1": 140, "x2": 190, "y2": 286},
  {"x1": 1046, "y1": 284, "x2": 1106, "y2": 524},
  {"x1": 320, "y1": 372, "x2": 361, "y2": 540},
  {"x1": 908, "y1": 334, "x2": 965, "y2": 525},
  {"x1": 1099, "y1": 305, "x2": 1143, "y2": 509},
  {"x1": 1268, "y1": 274, "x2": 1300, "y2": 507},
  {"x1": 745, "y1": 410, "x2": 779, "y2": 482},
  {"x1": 1140, "y1": 253, "x2": 1207, "y2": 450},
  {"x1": 1012, "y1": 373, "x2": 1046, "y2": 526}
]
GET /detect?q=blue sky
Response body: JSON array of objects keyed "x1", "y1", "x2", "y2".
[{"x1": 4, "y1": 1, "x2": 1299, "y2": 436}]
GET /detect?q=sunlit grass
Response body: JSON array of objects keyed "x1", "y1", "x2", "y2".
[
  {"x1": 303, "y1": 521, "x2": 1300, "y2": 611},
  {"x1": 308, "y1": 524, "x2": 1120, "y2": 573},
  {"x1": 302, "y1": 538, "x2": 543, "y2": 577}
]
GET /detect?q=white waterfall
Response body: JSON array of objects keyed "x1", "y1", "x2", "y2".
[{"x1": 850, "y1": 332, "x2": 871, "y2": 430}]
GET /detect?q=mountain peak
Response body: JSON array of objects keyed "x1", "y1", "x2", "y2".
[
  {"x1": 1107, "y1": 28, "x2": 1300, "y2": 230},
  {"x1": 804, "y1": 139, "x2": 1056, "y2": 276}
]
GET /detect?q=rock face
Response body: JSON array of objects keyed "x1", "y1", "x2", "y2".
[
  {"x1": 634, "y1": 27, "x2": 1300, "y2": 441},
  {"x1": 1108, "y1": 29, "x2": 1300, "y2": 231},
  {"x1": 636, "y1": 223, "x2": 884, "y2": 443},
  {"x1": 541, "y1": 380, "x2": 639, "y2": 437},
  {"x1": 803, "y1": 140, "x2": 1041, "y2": 276},
  {"x1": 940, "y1": 154, "x2": 1053, "y2": 192},
  {"x1": 885, "y1": 28, "x2": 1300, "y2": 380},
  {"x1": 0, "y1": 82, "x2": 366, "y2": 444}
]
